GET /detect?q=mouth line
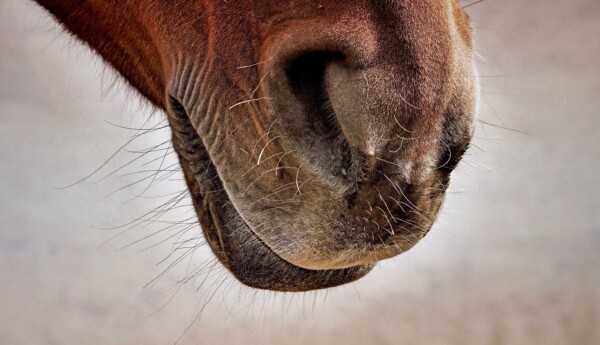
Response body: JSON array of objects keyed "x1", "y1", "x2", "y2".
[
  {"x1": 193, "y1": 169, "x2": 375, "y2": 290},
  {"x1": 198, "y1": 181, "x2": 376, "y2": 291}
]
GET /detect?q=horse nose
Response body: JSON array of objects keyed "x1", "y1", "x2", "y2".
[{"x1": 262, "y1": 22, "x2": 392, "y2": 184}]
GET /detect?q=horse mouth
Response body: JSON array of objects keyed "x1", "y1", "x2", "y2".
[
  {"x1": 165, "y1": 50, "x2": 463, "y2": 290},
  {"x1": 168, "y1": 96, "x2": 373, "y2": 292},
  {"x1": 198, "y1": 172, "x2": 374, "y2": 292},
  {"x1": 164, "y1": 26, "x2": 473, "y2": 290}
]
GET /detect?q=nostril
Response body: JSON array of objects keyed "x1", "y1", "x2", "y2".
[
  {"x1": 286, "y1": 51, "x2": 344, "y2": 139},
  {"x1": 283, "y1": 51, "x2": 353, "y2": 180}
]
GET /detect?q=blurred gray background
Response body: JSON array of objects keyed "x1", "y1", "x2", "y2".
[{"x1": 1, "y1": 0, "x2": 599, "y2": 344}]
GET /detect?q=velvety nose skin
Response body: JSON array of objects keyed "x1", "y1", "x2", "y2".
[
  {"x1": 206, "y1": 1, "x2": 475, "y2": 272},
  {"x1": 175, "y1": 1, "x2": 475, "y2": 279},
  {"x1": 188, "y1": 0, "x2": 478, "y2": 270},
  {"x1": 200, "y1": 0, "x2": 474, "y2": 280}
]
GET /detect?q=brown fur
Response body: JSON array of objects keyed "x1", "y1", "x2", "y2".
[{"x1": 34, "y1": 0, "x2": 477, "y2": 291}]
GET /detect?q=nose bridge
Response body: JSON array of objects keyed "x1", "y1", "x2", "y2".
[
  {"x1": 324, "y1": 1, "x2": 453, "y2": 153},
  {"x1": 365, "y1": 0, "x2": 454, "y2": 109}
]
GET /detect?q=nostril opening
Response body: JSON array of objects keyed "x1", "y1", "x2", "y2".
[
  {"x1": 286, "y1": 51, "x2": 344, "y2": 139},
  {"x1": 284, "y1": 51, "x2": 353, "y2": 180}
]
